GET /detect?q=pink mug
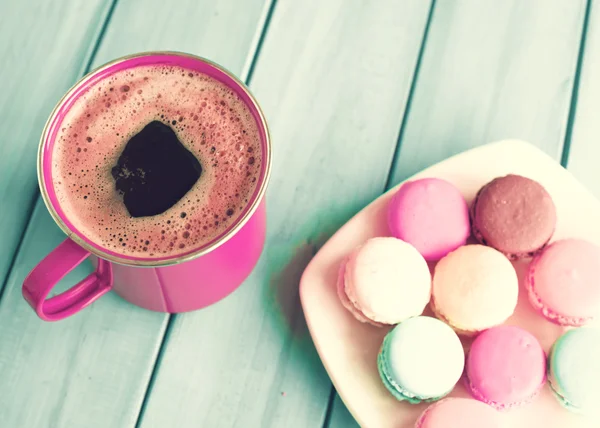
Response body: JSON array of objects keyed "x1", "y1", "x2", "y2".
[{"x1": 22, "y1": 52, "x2": 271, "y2": 321}]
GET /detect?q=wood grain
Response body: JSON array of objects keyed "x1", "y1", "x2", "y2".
[
  {"x1": 0, "y1": 199, "x2": 168, "y2": 428},
  {"x1": 328, "y1": 393, "x2": 360, "y2": 428},
  {"x1": 0, "y1": 0, "x2": 270, "y2": 427},
  {"x1": 91, "y1": 0, "x2": 270, "y2": 77},
  {"x1": 564, "y1": 0, "x2": 600, "y2": 195},
  {"x1": 138, "y1": 1, "x2": 432, "y2": 427},
  {"x1": 1, "y1": 0, "x2": 592, "y2": 426},
  {"x1": 328, "y1": 0, "x2": 587, "y2": 426},
  {"x1": 0, "y1": 0, "x2": 110, "y2": 292},
  {"x1": 388, "y1": 0, "x2": 586, "y2": 186}
]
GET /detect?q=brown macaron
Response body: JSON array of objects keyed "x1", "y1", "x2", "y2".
[{"x1": 471, "y1": 174, "x2": 556, "y2": 260}]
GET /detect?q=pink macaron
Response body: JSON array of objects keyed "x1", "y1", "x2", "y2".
[
  {"x1": 415, "y1": 398, "x2": 504, "y2": 428},
  {"x1": 526, "y1": 238, "x2": 600, "y2": 326},
  {"x1": 465, "y1": 325, "x2": 546, "y2": 410},
  {"x1": 337, "y1": 237, "x2": 431, "y2": 326},
  {"x1": 388, "y1": 178, "x2": 470, "y2": 261}
]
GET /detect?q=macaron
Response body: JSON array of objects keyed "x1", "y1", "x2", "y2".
[
  {"x1": 336, "y1": 257, "x2": 384, "y2": 327},
  {"x1": 432, "y1": 245, "x2": 518, "y2": 335},
  {"x1": 377, "y1": 316, "x2": 464, "y2": 403},
  {"x1": 548, "y1": 328, "x2": 600, "y2": 414},
  {"x1": 415, "y1": 398, "x2": 504, "y2": 428},
  {"x1": 387, "y1": 178, "x2": 470, "y2": 261},
  {"x1": 471, "y1": 174, "x2": 556, "y2": 260},
  {"x1": 526, "y1": 238, "x2": 600, "y2": 326},
  {"x1": 465, "y1": 325, "x2": 546, "y2": 410},
  {"x1": 338, "y1": 237, "x2": 431, "y2": 326}
]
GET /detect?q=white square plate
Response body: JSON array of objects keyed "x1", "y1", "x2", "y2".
[{"x1": 300, "y1": 140, "x2": 600, "y2": 428}]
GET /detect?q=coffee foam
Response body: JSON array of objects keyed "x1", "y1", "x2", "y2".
[{"x1": 52, "y1": 64, "x2": 262, "y2": 259}]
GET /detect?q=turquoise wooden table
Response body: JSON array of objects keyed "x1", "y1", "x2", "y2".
[{"x1": 1, "y1": 0, "x2": 599, "y2": 426}]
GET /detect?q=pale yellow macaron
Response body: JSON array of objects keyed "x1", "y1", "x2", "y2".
[{"x1": 432, "y1": 245, "x2": 518, "y2": 335}]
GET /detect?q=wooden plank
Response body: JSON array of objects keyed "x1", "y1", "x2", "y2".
[
  {"x1": 0, "y1": 0, "x2": 110, "y2": 292},
  {"x1": 0, "y1": 0, "x2": 271, "y2": 427},
  {"x1": 388, "y1": 0, "x2": 586, "y2": 186},
  {"x1": 0, "y1": 199, "x2": 167, "y2": 428},
  {"x1": 328, "y1": 394, "x2": 360, "y2": 428},
  {"x1": 91, "y1": 0, "x2": 270, "y2": 76},
  {"x1": 565, "y1": 0, "x2": 600, "y2": 195},
  {"x1": 328, "y1": 0, "x2": 587, "y2": 426},
  {"x1": 139, "y1": 1, "x2": 432, "y2": 427}
]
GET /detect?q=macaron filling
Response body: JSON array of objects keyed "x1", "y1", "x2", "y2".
[
  {"x1": 336, "y1": 257, "x2": 383, "y2": 326},
  {"x1": 377, "y1": 316, "x2": 464, "y2": 404},
  {"x1": 377, "y1": 348, "x2": 433, "y2": 403},
  {"x1": 525, "y1": 239, "x2": 600, "y2": 327},
  {"x1": 431, "y1": 245, "x2": 518, "y2": 335},
  {"x1": 464, "y1": 326, "x2": 546, "y2": 411},
  {"x1": 548, "y1": 374, "x2": 580, "y2": 413},
  {"x1": 429, "y1": 294, "x2": 478, "y2": 336},
  {"x1": 526, "y1": 266, "x2": 591, "y2": 326},
  {"x1": 546, "y1": 328, "x2": 600, "y2": 415},
  {"x1": 464, "y1": 370, "x2": 545, "y2": 411},
  {"x1": 377, "y1": 334, "x2": 447, "y2": 404}
]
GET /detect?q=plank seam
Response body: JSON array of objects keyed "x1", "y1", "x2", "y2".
[
  {"x1": 320, "y1": 386, "x2": 338, "y2": 428},
  {"x1": 384, "y1": 0, "x2": 437, "y2": 191},
  {"x1": 323, "y1": 2, "x2": 437, "y2": 426},
  {"x1": 133, "y1": 314, "x2": 175, "y2": 428},
  {"x1": 132, "y1": 2, "x2": 280, "y2": 426},
  {"x1": 245, "y1": 0, "x2": 278, "y2": 86},
  {"x1": 79, "y1": 0, "x2": 121, "y2": 77},
  {"x1": 0, "y1": 0, "x2": 120, "y2": 302},
  {"x1": 561, "y1": 0, "x2": 592, "y2": 168}
]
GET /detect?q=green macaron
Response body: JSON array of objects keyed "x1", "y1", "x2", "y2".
[
  {"x1": 548, "y1": 328, "x2": 600, "y2": 414},
  {"x1": 377, "y1": 316, "x2": 464, "y2": 403}
]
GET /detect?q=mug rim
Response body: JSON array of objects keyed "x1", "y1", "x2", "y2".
[{"x1": 38, "y1": 51, "x2": 271, "y2": 267}]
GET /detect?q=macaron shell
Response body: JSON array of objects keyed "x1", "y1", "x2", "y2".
[
  {"x1": 548, "y1": 380, "x2": 579, "y2": 413},
  {"x1": 377, "y1": 349, "x2": 423, "y2": 404},
  {"x1": 382, "y1": 316, "x2": 464, "y2": 400},
  {"x1": 432, "y1": 245, "x2": 518, "y2": 333},
  {"x1": 415, "y1": 398, "x2": 504, "y2": 428},
  {"x1": 387, "y1": 178, "x2": 470, "y2": 261},
  {"x1": 429, "y1": 298, "x2": 474, "y2": 337},
  {"x1": 465, "y1": 325, "x2": 546, "y2": 409},
  {"x1": 471, "y1": 174, "x2": 556, "y2": 259},
  {"x1": 527, "y1": 239, "x2": 600, "y2": 326},
  {"x1": 345, "y1": 237, "x2": 431, "y2": 325},
  {"x1": 336, "y1": 256, "x2": 376, "y2": 325},
  {"x1": 548, "y1": 328, "x2": 600, "y2": 414}
]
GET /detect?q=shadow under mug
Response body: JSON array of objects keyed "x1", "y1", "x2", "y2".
[{"x1": 22, "y1": 52, "x2": 271, "y2": 321}]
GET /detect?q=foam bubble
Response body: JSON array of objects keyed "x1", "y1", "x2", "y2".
[{"x1": 52, "y1": 64, "x2": 262, "y2": 258}]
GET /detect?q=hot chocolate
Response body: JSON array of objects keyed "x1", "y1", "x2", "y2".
[{"x1": 52, "y1": 64, "x2": 262, "y2": 258}]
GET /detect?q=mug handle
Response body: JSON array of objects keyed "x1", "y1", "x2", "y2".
[{"x1": 22, "y1": 238, "x2": 113, "y2": 321}]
